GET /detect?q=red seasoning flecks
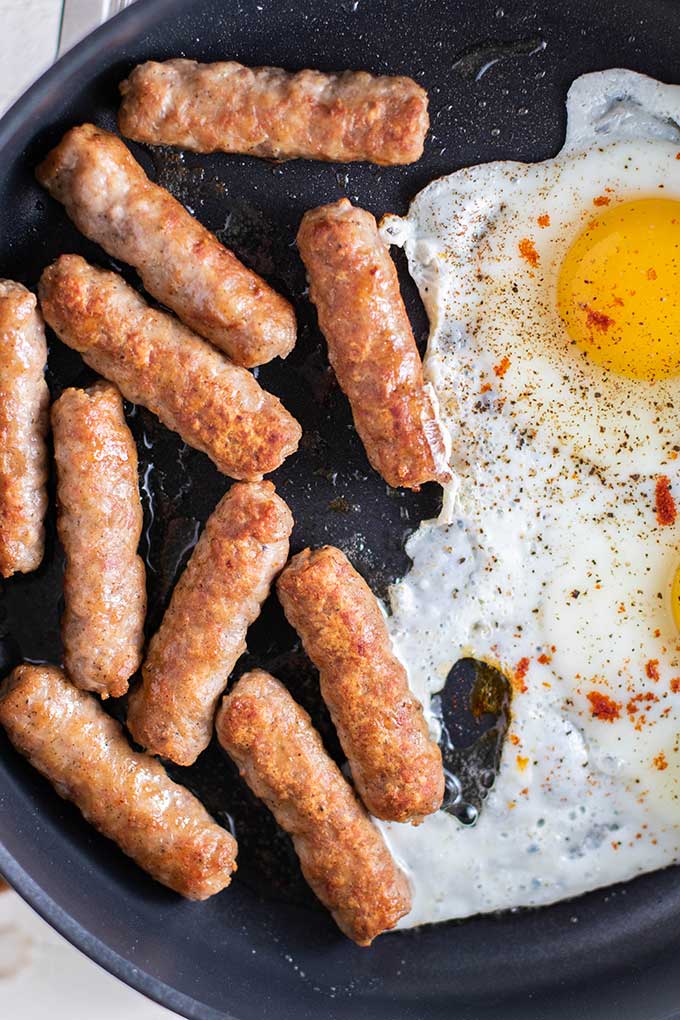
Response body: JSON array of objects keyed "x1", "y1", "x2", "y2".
[
  {"x1": 671, "y1": 678, "x2": 680, "y2": 693},
  {"x1": 654, "y1": 475, "x2": 677, "y2": 527},
  {"x1": 585, "y1": 306, "x2": 615, "y2": 333},
  {"x1": 645, "y1": 659, "x2": 660, "y2": 682},
  {"x1": 587, "y1": 691, "x2": 621, "y2": 722},
  {"x1": 493, "y1": 356, "x2": 511, "y2": 378},
  {"x1": 627, "y1": 691, "x2": 659, "y2": 715},
  {"x1": 593, "y1": 195, "x2": 611, "y2": 207},
  {"x1": 537, "y1": 214, "x2": 550, "y2": 228},
  {"x1": 513, "y1": 657, "x2": 530, "y2": 693},
  {"x1": 518, "y1": 238, "x2": 539, "y2": 267},
  {"x1": 653, "y1": 752, "x2": 668, "y2": 771}
]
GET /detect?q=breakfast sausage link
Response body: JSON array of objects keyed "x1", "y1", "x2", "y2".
[
  {"x1": 297, "y1": 199, "x2": 450, "y2": 490},
  {"x1": 0, "y1": 281, "x2": 49, "y2": 578},
  {"x1": 127, "y1": 481, "x2": 293, "y2": 766},
  {"x1": 216, "y1": 669, "x2": 411, "y2": 945},
  {"x1": 38, "y1": 255, "x2": 301, "y2": 481},
  {"x1": 277, "y1": 546, "x2": 444, "y2": 824},
  {"x1": 52, "y1": 382, "x2": 146, "y2": 698},
  {"x1": 119, "y1": 59, "x2": 429, "y2": 166},
  {"x1": 37, "y1": 125, "x2": 296, "y2": 368},
  {"x1": 0, "y1": 665, "x2": 237, "y2": 899}
]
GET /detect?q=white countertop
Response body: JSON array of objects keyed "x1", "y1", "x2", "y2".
[
  {"x1": 0, "y1": 3, "x2": 180, "y2": 1017},
  {"x1": 0, "y1": 0, "x2": 61, "y2": 113}
]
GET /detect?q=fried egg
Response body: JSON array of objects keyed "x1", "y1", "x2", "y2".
[{"x1": 379, "y1": 69, "x2": 680, "y2": 926}]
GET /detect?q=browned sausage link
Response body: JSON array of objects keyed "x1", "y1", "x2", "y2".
[
  {"x1": 0, "y1": 665, "x2": 237, "y2": 899},
  {"x1": 36, "y1": 125, "x2": 296, "y2": 368},
  {"x1": 127, "y1": 481, "x2": 293, "y2": 766},
  {"x1": 216, "y1": 669, "x2": 411, "y2": 945},
  {"x1": 0, "y1": 281, "x2": 49, "y2": 578},
  {"x1": 277, "y1": 546, "x2": 444, "y2": 824},
  {"x1": 38, "y1": 256, "x2": 301, "y2": 481},
  {"x1": 297, "y1": 200, "x2": 450, "y2": 490},
  {"x1": 52, "y1": 382, "x2": 146, "y2": 698},
  {"x1": 119, "y1": 59, "x2": 429, "y2": 166}
]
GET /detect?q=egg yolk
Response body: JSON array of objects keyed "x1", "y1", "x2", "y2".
[
  {"x1": 672, "y1": 563, "x2": 680, "y2": 633},
  {"x1": 557, "y1": 198, "x2": 680, "y2": 381}
]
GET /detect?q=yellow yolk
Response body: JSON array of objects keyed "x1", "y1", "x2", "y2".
[
  {"x1": 672, "y1": 562, "x2": 680, "y2": 633},
  {"x1": 558, "y1": 198, "x2": 680, "y2": 380}
]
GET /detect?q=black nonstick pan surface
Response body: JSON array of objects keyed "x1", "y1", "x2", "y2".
[{"x1": 2, "y1": 0, "x2": 680, "y2": 1017}]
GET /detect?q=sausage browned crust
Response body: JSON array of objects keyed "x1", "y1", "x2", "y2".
[
  {"x1": 38, "y1": 255, "x2": 301, "y2": 481},
  {"x1": 119, "y1": 59, "x2": 429, "y2": 166},
  {"x1": 36, "y1": 125, "x2": 295, "y2": 368},
  {"x1": 127, "y1": 481, "x2": 293, "y2": 766},
  {"x1": 52, "y1": 382, "x2": 146, "y2": 698},
  {"x1": 296, "y1": 199, "x2": 450, "y2": 490},
  {"x1": 0, "y1": 664, "x2": 237, "y2": 899},
  {"x1": 216, "y1": 669, "x2": 411, "y2": 945},
  {"x1": 277, "y1": 546, "x2": 444, "y2": 824},
  {"x1": 0, "y1": 281, "x2": 49, "y2": 578}
]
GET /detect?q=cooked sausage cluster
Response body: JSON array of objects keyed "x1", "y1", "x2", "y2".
[{"x1": 0, "y1": 52, "x2": 450, "y2": 946}]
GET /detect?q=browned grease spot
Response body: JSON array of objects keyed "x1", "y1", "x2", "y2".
[{"x1": 653, "y1": 752, "x2": 668, "y2": 771}]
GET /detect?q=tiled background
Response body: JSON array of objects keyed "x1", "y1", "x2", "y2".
[{"x1": 0, "y1": 2, "x2": 178, "y2": 1016}]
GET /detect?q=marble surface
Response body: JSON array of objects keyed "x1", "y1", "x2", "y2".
[
  {"x1": 0, "y1": 4, "x2": 180, "y2": 1017},
  {"x1": 0, "y1": 0, "x2": 62, "y2": 113}
]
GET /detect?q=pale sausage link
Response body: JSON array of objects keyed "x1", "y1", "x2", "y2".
[
  {"x1": 0, "y1": 281, "x2": 49, "y2": 578},
  {"x1": 52, "y1": 382, "x2": 146, "y2": 698}
]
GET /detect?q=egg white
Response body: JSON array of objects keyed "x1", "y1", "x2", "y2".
[{"x1": 379, "y1": 69, "x2": 680, "y2": 926}]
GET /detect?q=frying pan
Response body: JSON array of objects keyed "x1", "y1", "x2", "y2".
[{"x1": 1, "y1": 0, "x2": 680, "y2": 1017}]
